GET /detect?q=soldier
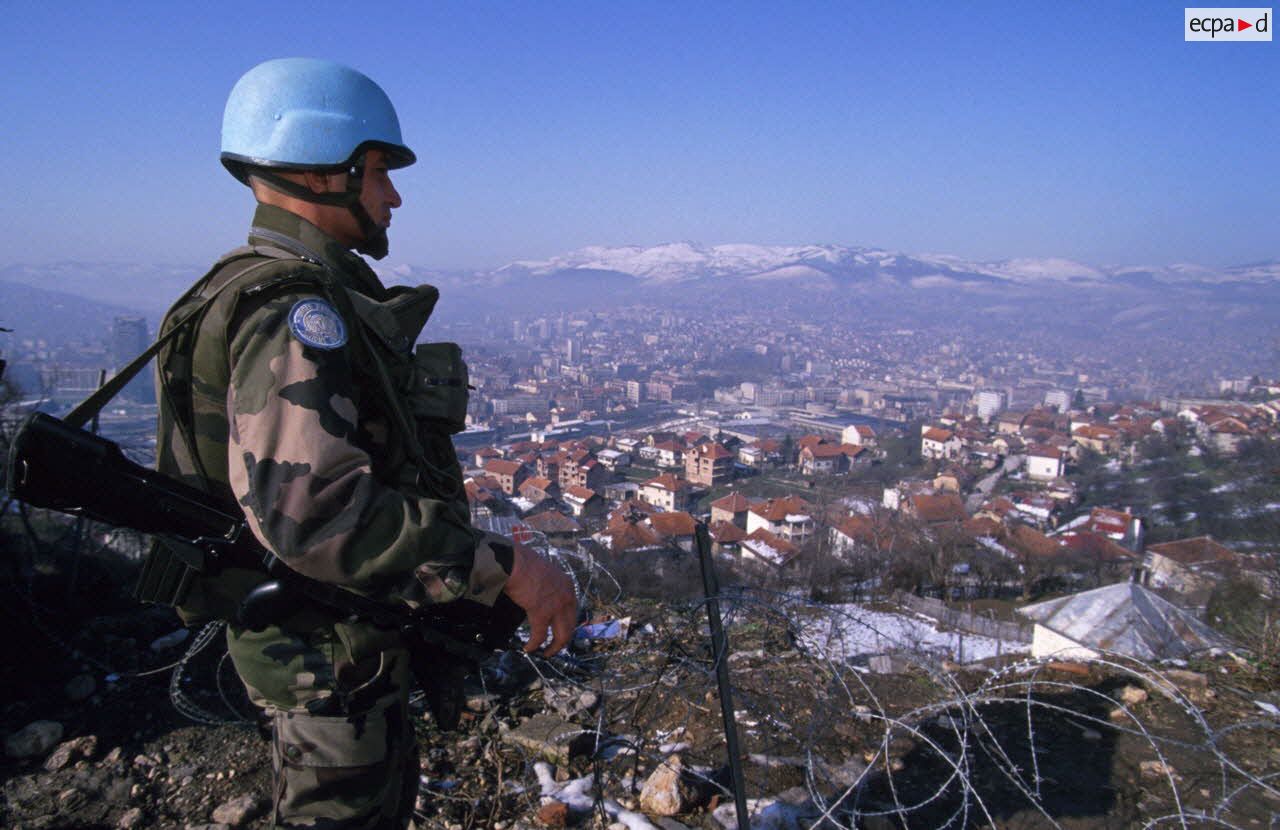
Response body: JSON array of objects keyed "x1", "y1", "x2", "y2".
[{"x1": 153, "y1": 58, "x2": 577, "y2": 828}]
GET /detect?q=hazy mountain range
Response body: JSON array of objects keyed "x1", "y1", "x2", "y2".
[
  {"x1": 1, "y1": 243, "x2": 1277, "y2": 338},
  {"x1": 475, "y1": 243, "x2": 1280, "y2": 289}
]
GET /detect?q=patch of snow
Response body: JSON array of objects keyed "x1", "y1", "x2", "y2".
[
  {"x1": 795, "y1": 603, "x2": 1029, "y2": 664},
  {"x1": 976, "y1": 536, "x2": 1015, "y2": 559},
  {"x1": 534, "y1": 763, "x2": 661, "y2": 829}
]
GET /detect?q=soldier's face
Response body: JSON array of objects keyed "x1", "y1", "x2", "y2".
[
  {"x1": 356, "y1": 148, "x2": 402, "y2": 230},
  {"x1": 293, "y1": 148, "x2": 401, "y2": 252}
]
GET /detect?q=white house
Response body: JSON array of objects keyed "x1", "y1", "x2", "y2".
[
  {"x1": 596, "y1": 449, "x2": 631, "y2": 470},
  {"x1": 921, "y1": 427, "x2": 961, "y2": 461},
  {"x1": 745, "y1": 496, "x2": 815, "y2": 545},
  {"x1": 1025, "y1": 446, "x2": 1066, "y2": 481},
  {"x1": 841, "y1": 424, "x2": 877, "y2": 446},
  {"x1": 639, "y1": 473, "x2": 695, "y2": 512}
]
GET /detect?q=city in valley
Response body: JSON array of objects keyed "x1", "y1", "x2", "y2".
[{"x1": 2, "y1": 246, "x2": 1276, "y2": 620}]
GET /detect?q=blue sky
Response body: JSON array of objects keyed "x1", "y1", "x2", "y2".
[{"x1": 3, "y1": 1, "x2": 1275, "y2": 270}]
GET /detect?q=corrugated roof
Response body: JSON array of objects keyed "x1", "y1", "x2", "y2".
[{"x1": 1019, "y1": 582, "x2": 1230, "y2": 660}]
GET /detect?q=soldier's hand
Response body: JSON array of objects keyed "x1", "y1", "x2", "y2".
[{"x1": 503, "y1": 542, "x2": 577, "y2": 656}]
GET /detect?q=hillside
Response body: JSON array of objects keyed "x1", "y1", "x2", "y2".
[{"x1": 3, "y1": 525, "x2": 1278, "y2": 829}]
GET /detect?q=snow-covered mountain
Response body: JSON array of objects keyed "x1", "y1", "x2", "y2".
[
  {"x1": 3, "y1": 247, "x2": 1277, "y2": 330},
  {"x1": 489, "y1": 242, "x2": 1280, "y2": 288}
]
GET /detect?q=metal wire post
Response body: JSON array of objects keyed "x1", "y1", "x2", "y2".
[{"x1": 695, "y1": 522, "x2": 749, "y2": 830}]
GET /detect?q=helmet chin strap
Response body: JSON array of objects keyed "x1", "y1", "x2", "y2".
[
  {"x1": 347, "y1": 196, "x2": 389, "y2": 260},
  {"x1": 250, "y1": 161, "x2": 390, "y2": 260}
]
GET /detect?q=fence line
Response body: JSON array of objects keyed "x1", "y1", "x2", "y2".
[{"x1": 893, "y1": 591, "x2": 1034, "y2": 643}]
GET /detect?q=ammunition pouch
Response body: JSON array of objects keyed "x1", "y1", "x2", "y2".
[{"x1": 409, "y1": 342, "x2": 470, "y2": 435}]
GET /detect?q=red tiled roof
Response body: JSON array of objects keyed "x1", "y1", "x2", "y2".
[
  {"x1": 484, "y1": 459, "x2": 524, "y2": 476},
  {"x1": 804, "y1": 443, "x2": 847, "y2": 458},
  {"x1": 470, "y1": 474, "x2": 505, "y2": 491},
  {"x1": 987, "y1": 497, "x2": 1016, "y2": 515},
  {"x1": 922, "y1": 427, "x2": 954, "y2": 443},
  {"x1": 1209, "y1": 418, "x2": 1249, "y2": 435},
  {"x1": 1059, "y1": 530, "x2": 1136, "y2": 563},
  {"x1": 564, "y1": 485, "x2": 599, "y2": 502},
  {"x1": 464, "y1": 480, "x2": 499, "y2": 504},
  {"x1": 711, "y1": 493, "x2": 752, "y2": 513},
  {"x1": 832, "y1": 515, "x2": 876, "y2": 545},
  {"x1": 642, "y1": 473, "x2": 691, "y2": 492},
  {"x1": 1088, "y1": 507, "x2": 1132, "y2": 535},
  {"x1": 607, "y1": 501, "x2": 661, "y2": 526},
  {"x1": 742, "y1": 528, "x2": 800, "y2": 563},
  {"x1": 911, "y1": 492, "x2": 966, "y2": 524},
  {"x1": 1005, "y1": 524, "x2": 1062, "y2": 559},
  {"x1": 709, "y1": 520, "x2": 747, "y2": 543},
  {"x1": 749, "y1": 496, "x2": 813, "y2": 522},
  {"x1": 963, "y1": 516, "x2": 1004, "y2": 538},
  {"x1": 521, "y1": 476, "x2": 554, "y2": 492},
  {"x1": 1074, "y1": 424, "x2": 1120, "y2": 439},
  {"x1": 1147, "y1": 536, "x2": 1237, "y2": 566},
  {"x1": 599, "y1": 520, "x2": 662, "y2": 552},
  {"x1": 648, "y1": 511, "x2": 697, "y2": 538},
  {"x1": 691, "y1": 442, "x2": 733, "y2": 459},
  {"x1": 524, "y1": 510, "x2": 583, "y2": 535}
]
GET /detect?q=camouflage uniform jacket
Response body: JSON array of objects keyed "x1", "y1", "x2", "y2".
[{"x1": 155, "y1": 204, "x2": 509, "y2": 644}]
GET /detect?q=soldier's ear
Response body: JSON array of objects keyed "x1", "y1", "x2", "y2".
[{"x1": 302, "y1": 170, "x2": 339, "y2": 195}]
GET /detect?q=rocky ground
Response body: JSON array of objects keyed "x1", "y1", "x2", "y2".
[{"x1": 4, "y1": 540, "x2": 1280, "y2": 829}]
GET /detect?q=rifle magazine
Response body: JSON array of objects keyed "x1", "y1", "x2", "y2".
[{"x1": 135, "y1": 539, "x2": 199, "y2": 609}]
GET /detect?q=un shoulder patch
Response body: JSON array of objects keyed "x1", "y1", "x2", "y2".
[{"x1": 287, "y1": 298, "x2": 347, "y2": 350}]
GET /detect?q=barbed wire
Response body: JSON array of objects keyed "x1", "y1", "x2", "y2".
[
  {"x1": 6, "y1": 508, "x2": 1278, "y2": 828},
  {"x1": 422, "y1": 556, "x2": 1280, "y2": 830}
]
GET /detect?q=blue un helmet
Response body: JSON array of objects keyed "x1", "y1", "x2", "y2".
[{"x1": 221, "y1": 58, "x2": 415, "y2": 258}]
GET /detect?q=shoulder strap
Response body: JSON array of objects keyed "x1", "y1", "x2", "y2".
[{"x1": 63, "y1": 246, "x2": 303, "y2": 429}]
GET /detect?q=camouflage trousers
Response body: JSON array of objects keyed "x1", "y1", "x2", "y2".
[{"x1": 228, "y1": 621, "x2": 420, "y2": 829}]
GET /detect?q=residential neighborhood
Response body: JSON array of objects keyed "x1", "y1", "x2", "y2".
[{"x1": 452, "y1": 384, "x2": 1278, "y2": 648}]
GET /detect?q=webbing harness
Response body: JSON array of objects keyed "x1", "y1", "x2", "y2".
[{"x1": 66, "y1": 236, "x2": 460, "y2": 508}]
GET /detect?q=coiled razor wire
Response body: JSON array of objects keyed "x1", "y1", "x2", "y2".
[
  {"x1": 454, "y1": 569, "x2": 1280, "y2": 830},
  {"x1": 9, "y1": 509, "x2": 1280, "y2": 828},
  {"x1": 166, "y1": 621, "x2": 247, "y2": 726}
]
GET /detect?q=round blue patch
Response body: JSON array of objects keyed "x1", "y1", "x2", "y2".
[{"x1": 287, "y1": 298, "x2": 348, "y2": 350}]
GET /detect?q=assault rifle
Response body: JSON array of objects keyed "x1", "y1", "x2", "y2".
[{"x1": 5, "y1": 411, "x2": 525, "y2": 727}]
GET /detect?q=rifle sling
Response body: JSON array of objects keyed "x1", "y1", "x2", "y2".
[{"x1": 63, "y1": 250, "x2": 293, "y2": 430}]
